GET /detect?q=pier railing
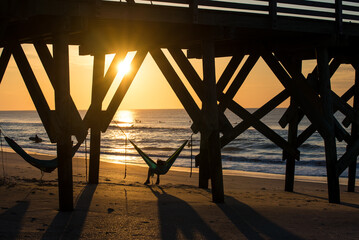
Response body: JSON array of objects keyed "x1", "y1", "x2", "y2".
[{"x1": 122, "y1": 0, "x2": 359, "y2": 27}]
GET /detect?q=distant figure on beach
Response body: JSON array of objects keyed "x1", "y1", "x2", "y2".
[
  {"x1": 29, "y1": 134, "x2": 42, "y2": 143},
  {"x1": 144, "y1": 159, "x2": 166, "y2": 185}
]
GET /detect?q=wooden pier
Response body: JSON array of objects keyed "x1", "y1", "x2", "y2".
[{"x1": 1, "y1": 0, "x2": 359, "y2": 210}]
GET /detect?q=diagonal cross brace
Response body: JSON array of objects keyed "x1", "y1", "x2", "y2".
[
  {"x1": 34, "y1": 41, "x2": 87, "y2": 142},
  {"x1": 11, "y1": 42, "x2": 60, "y2": 142}
]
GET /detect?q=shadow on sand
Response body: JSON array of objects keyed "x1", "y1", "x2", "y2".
[
  {"x1": 41, "y1": 184, "x2": 97, "y2": 240},
  {"x1": 0, "y1": 200, "x2": 30, "y2": 240},
  {"x1": 218, "y1": 195, "x2": 303, "y2": 240},
  {"x1": 148, "y1": 186, "x2": 221, "y2": 240}
]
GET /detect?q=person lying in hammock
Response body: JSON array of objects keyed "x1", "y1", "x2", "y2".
[{"x1": 144, "y1": 159, "x2": 166, "y2": 185}]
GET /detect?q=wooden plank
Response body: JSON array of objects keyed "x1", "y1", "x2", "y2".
[
  {"x1": 34, "y1": 40, "x2": 87, "y2": 142},
  {"x1": 53, "y1": 31, "x2": 73, "y2": 211},
  {"x1": 317, "y1": 47, "x2": 340, "y2": 204},
  {"x1": 102, "y1": 50, "x2": 147, "y2": 131},
  {"x1": 0, "y1": 47, "x2": 11, "y2": 83},
  {"x1": 89, "y1": 53, "x2": 105, "y2": 185},
  {"x1": 11, "y1": 42, "x2": 59, "y2": 143}
]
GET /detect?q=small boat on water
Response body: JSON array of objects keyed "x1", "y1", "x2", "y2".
[{"x1": 29, "y1": 134, "x2": 42, "y2": 143}]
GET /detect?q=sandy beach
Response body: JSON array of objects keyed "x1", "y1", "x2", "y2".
[{"x1": 0, "y1": 151, "x2": 358, "y2": 239}]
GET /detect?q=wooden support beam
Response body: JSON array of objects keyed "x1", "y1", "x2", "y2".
[
  {"x1": 285, "y1": 98, "x2": 299, "y2": 192},
  {"x1": 202, "y1": 41, "x2": 224, "y2": 203},
  {"x1": 348, "y1": 68, "x2": 359, "y2": 192},
  {"x1": 297, "y1": 85, "x2": 354, "y2": 147},
  {"x1": 102, "y1": 50, "x2": 147, "y2": 131},
  {"x1": 150, "y1": 49, "x2": 203, "y2": 132},
  {"x1": 221, "y1": 90, "x2": 289, "y2": 147},
  {"x1": 337, "y1": 138, "x2": 359, "y2": 177},
  {"x1": 0, "y1": 47, "x2": 11, "y2": 83},
  {"x1": 284, "y1": 58, "x2": 301, "y2": 192},
  {"x1": 11, "y1": 41, "x2": 59, "y2": 143},
  {"x1": 168, "y1": 47, "x2": 234, "y2": 134},
  {"x1": 278, "y1": 58, "x2": 341, "y2": 128},
  {"x1": 227, "y1": 100, "x2": 300, "y2": 160},
  {"x1": 89, "y1": 53, "x2": 105, "y2": 185},
  {"x1": 263, "y1": 51, "x2": 332, "y2": 140},
  {"x1": 218, "y1": 54, "x2": 259, "y2": 112},
  {"x1": 83, "y1": 51, "x2": 127, "y2": 129},
  {"x1": 34, "y1": 40, "x2": 87, "y2": 142},
  {"x1": 317, "y1": 47, "x2": 340, "y2": 204},
  {"x1": 53, "y1": 32, "x2": 73, "y2": 211}
]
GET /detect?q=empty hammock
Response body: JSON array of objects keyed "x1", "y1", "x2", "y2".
[
  {"x1": 129, "y1": 139, "x2": 188, "y2": 175},
  {"x1": 4, "y1": 136, "x2": 81, "y2": 173}
]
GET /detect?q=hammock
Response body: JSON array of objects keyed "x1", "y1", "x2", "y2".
[
  {"x1": 129, "y1": 139, "x2": 188, "y2": 175},
  {"x1": 4, "y1": 136, "x2": 81, "y2": 173}
]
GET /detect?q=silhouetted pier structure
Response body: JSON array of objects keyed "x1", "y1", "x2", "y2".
[{"x1": 1, "y1": 0, "x2": 359, "y2": 210}]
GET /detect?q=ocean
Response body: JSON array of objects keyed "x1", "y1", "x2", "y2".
[{"x1": 0, "y1": 109, "x2": 357, "y2": 178}]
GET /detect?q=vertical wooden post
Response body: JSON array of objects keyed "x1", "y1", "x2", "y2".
[
  {"x1": 348, "y1": 68, "x2": 359, "y2": 192},
  {"x1": 269, "y1": 0, "x2": 277, "y2": 28},
  {"x1": 89, "y1": 53, "x2": 105, "y2": 184},
  {"x1": 335, "y1": 0, "x2": 343, "y2": 34},
  {"x1": 201, "y1": 41, "x2": 224, "y2": 203},
  {"x1": 317, "y1": 47, "x2": 340, "y2": 203},
  {"x1": 284, "y1": 59, "x2": 301, "y2": 192},
  {"x1": 54, "y1": 32, "x2": 73, "y2": 211},
  {"x1": 284, "y1": 99, "x2": 298, "y2": 192}
]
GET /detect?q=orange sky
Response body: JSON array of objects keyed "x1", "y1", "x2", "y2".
[{"x1": 0, "y1": 45, "x2": 355, "y2": 111}]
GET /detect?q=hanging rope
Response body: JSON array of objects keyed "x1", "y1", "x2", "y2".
[
  {"x1": 124, "y1": 136, "x2": 127, "y2": 179},
  {"x1": 85, "y1": 138, "x2": 88, "y2": 183},
  {"x1": 0, "y1": 129, "x2": 6, "y2": 181},
  {"x1": 113, "y1": 121, "x2": 129, "y2": 179},
  {"x1": 190, "y1": 133, "x2": 193, "y2": 178}
]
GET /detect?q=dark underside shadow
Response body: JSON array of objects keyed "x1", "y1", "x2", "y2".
[
  {"x1": 217, "y1": 196, "x2": 304, "y2": 240},
  {"x1": 41, "y1": 184, "x2": 97, "y2": 240},
  {"x1": 148, "y1": 186, "x2": 221, "y2": 240},
  {"x1": 0, "y1": 200, "x2": 30, "y2": 240}
]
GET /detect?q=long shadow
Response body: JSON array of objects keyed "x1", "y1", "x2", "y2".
[
  {"x1": 0, "y1": 200, "x2": 29, "y2": 240},
  {"x1": 218, "y1": 196, "x2": 303, "y2": 240},
  {"x1": 41, "y1": 184, "x2": 97, "y2": 240},
  {"x1": 148, "y1": 186, "x2": 221, "y2": 240},
  {"x1": 293, "y1": 192, "x2": 359, "y2": 209}
]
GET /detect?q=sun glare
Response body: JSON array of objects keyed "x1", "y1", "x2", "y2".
[{"x1": 117, "y1": 60, "x2": 131, "y2": 76}]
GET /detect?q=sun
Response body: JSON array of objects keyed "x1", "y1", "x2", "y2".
[{"x1": 117, "y1": 59, "x2": 131, "y2": 76}]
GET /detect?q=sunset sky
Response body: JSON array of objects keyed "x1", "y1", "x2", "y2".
[{"x1": 0, "y1": 45, "x2": 355, "y2": 111}]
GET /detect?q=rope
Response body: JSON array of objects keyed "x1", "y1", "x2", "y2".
[
  {"x1": 113, "y1": 121, "x2": 128, "y2": 179},
  {"x1": 190, "y1": 133, "x2": 193, "y2": 178},
  {"x1": 85, "y1": 138, "x2": 88, "y2": 183},
  {"x1": 0, "y1": 130, "x2": 6, "y2": 181},
  {"x1": 124, "y1": 136, "x2": 127, "y2": 179}
]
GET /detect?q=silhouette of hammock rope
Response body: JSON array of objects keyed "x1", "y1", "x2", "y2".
[
  {"x1": 0, "y1": 130, "x2": 82, "y2": 173},
  {"x1": 115, "y1": 121, "x2": 193, "y2": 176}
]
